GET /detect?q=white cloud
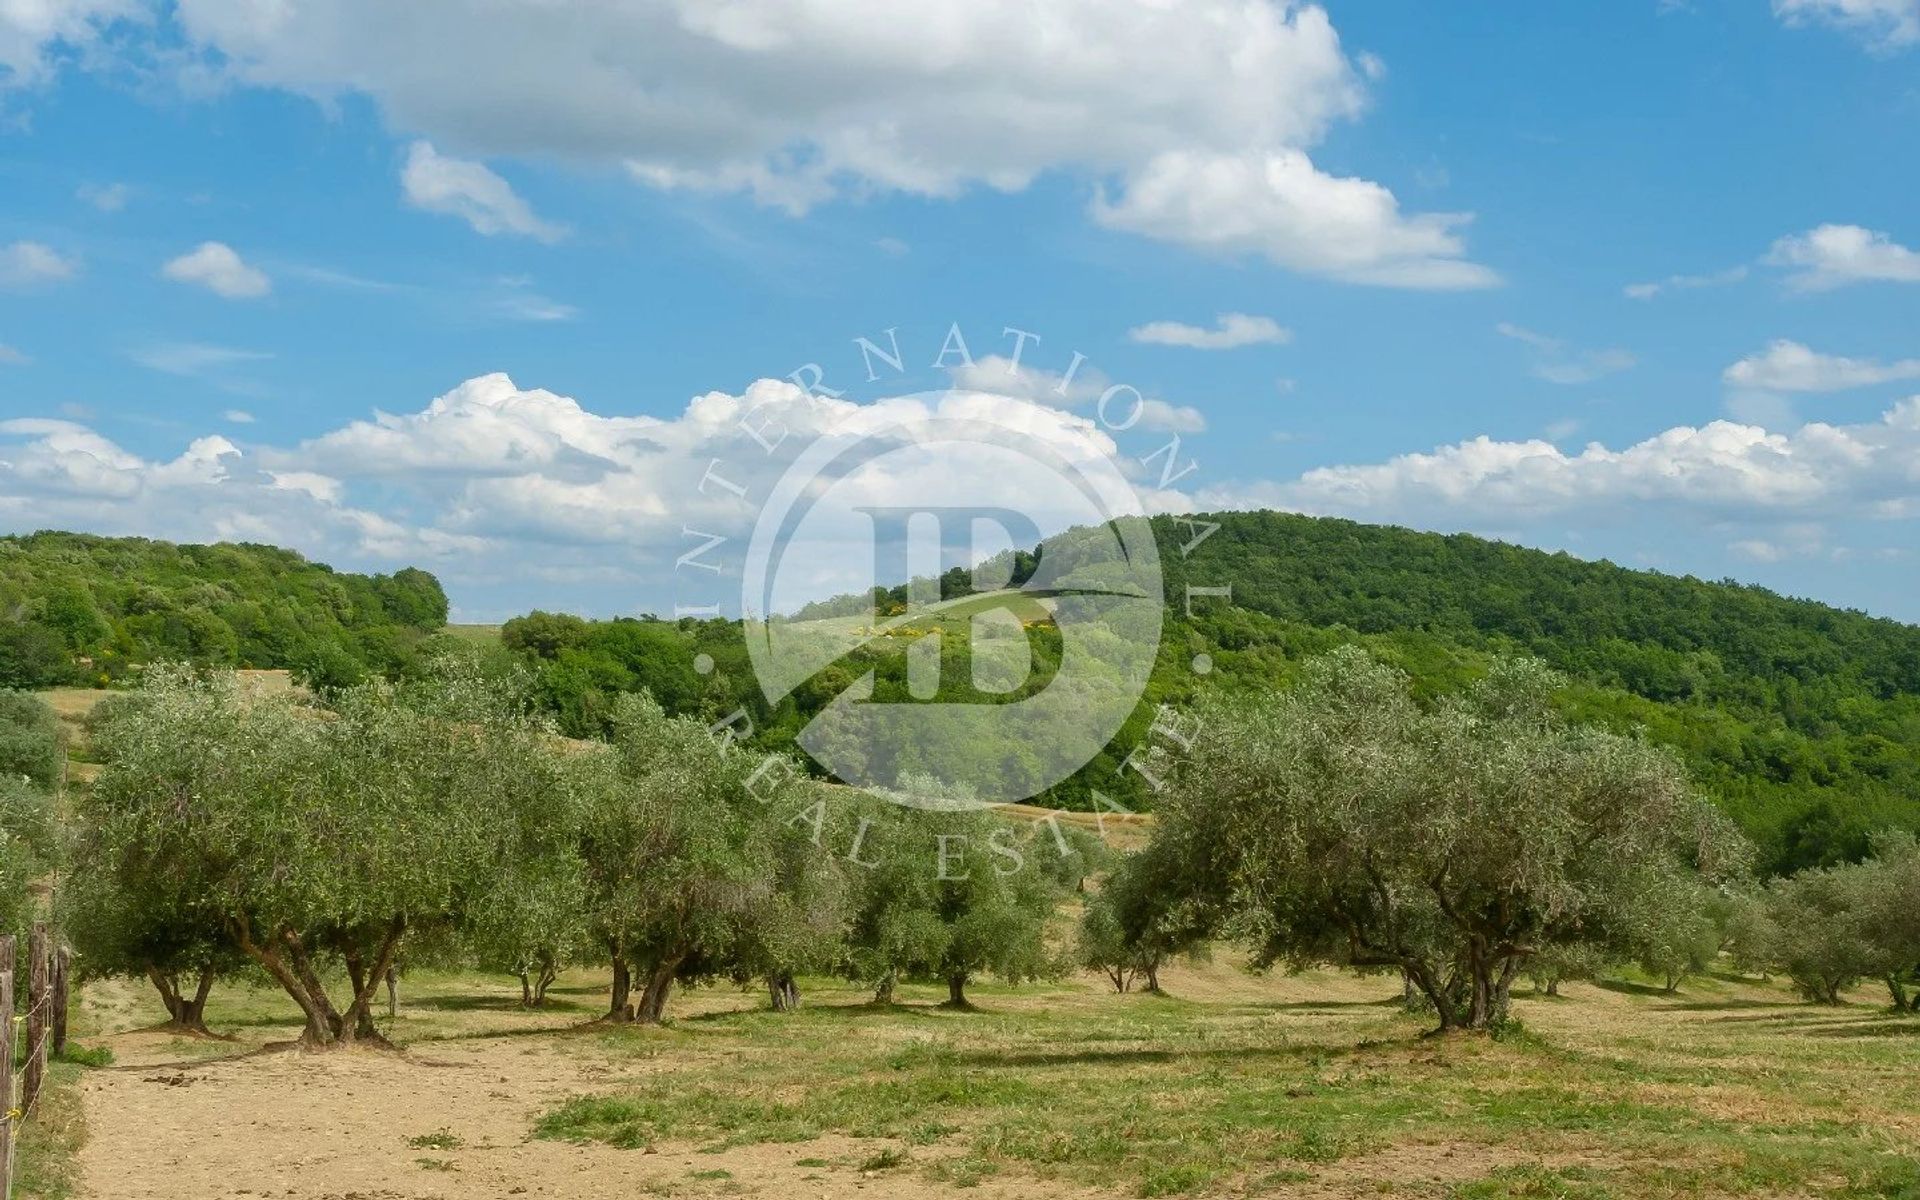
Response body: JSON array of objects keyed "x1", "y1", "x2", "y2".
[
  {"x1": 1198, "y1": 398, "x2": 1920, "y2": 528},
  {"x1": 401, "y1": 141, "x2": 566, "y2": 242},
  {"x1": 129, "y1": 342, "x2": 271, "y2": 377},
  {"x1": 161, "y1": 241, "x2": 271, "y2": 298},
  {"x1": 1623, "y1": 265, "x2": 1748, "y2": 300},
  {"x1": 947, "y1": 355, "x2": 1207, "y2": 433},
  {"x1": 1094, "y1": 150, "x2": 1497, "y2": 288},
  {"x1": 1723, "y1": 340, "x2": 1920, "y2": 392},
  {"x1": 0, "y1": 344, "x2": 27, "y2": 365},
  {"x1": 0, "y1": 241, "x2": 78, "y2": 287},
  {"x1": 76, "y1": 181, "x2": 129, "y2": 211},
  {"x1": 0, "y1": 0, "x2": 136, "y2": 86},
  {"x1": 0, "y1": 366, "x2": 1206, "y2": 615},
  {"x1": 1766, "y1": 224, "x2": 1920, "y2": 290},
  {"x1": 0, "y1": 416, "x2": 476, "y2": 561},
  {"x1": 165, "y1": 0, "x2": 1490, "y2": 288},
  {"x1": 1128, "y1": 313, "x2": 1292, "y2": 351},
  {"x1": 1774, "y1": 0, "x2": 1920, "y2": 47},
  {"x1": 222, "y1": 409, "x2": 255, "y2": 424},
  {"x1": 1495, "y1": 322, "x2": 1636, "y2": 385}
]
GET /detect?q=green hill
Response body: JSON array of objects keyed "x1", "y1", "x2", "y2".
[
  {"x1": 496, "y1": 511, "x2": 1920, "y2": 876},
  {"x1": 0, "y1": 531, "x2": 449, "y2": 688}
]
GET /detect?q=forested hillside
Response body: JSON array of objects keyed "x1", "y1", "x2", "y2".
[
  {"x1": 497, "y1": 511, "x2": 1920, "y2": 876},
  {"x1": 0, "y1": 532, "x2": 448, "y2": 688}
]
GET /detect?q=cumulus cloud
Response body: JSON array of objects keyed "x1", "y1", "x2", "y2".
[
  {"x1": 947, "y1": 355, "x2": 1207, "y2": 433},
  {"x1": 0, "y1": 416, "x2": 479, "y2": 561},
  {"x1": 160, "y1": 0, "x2": 1489, "y2": 288},
  {"x1": 0, "y1": 241, "x2": 78, "y2": 287},
  {"x1": 1774, "y1": 0, "x2": 1920, "y2": 47},
  {"x1": 0, "y1": 369, "x2": 1206, "y2": 613},
  {"x1": 1767, "y1": 224, "x2": 1920, "y2": 290},
  {"x1": 400, "y1": 141, "x2": 566, "y2": 242},
  {"x1": 0, "y1": 0, "x2": 136, "y2": 86},
  {"x1": 1495, "y1": 322, "x2": 1636, "y2": 385},
  {"x1": 1128, "y1": 313, "x2": 1292, "y2": 351},
  {"x1": 1723, "y1": 340, "x2": 1920, "y2": 392},
  {"x1": 161, "y1": 241, "x2": 271, "y2": 298},
  {"x1": 1198, "y1": 399, "x2": 1920, "y2": 529},
  {"x1": 1094, "y1": 150, "x2": 1496, "y2": 288}
]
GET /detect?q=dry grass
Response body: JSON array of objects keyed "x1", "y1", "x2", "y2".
[{"x1": 50, "y1": 955, "x2": 1920, "y2": 1200}]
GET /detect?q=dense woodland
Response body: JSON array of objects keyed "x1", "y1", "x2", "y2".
[{"x1": 0, "y1": 532, "x2": 449, "y2": 689}]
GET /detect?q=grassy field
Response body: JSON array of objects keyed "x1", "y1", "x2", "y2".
[{"x1": 50, "y1": 957, "x2": 1920, "y2": 1199}]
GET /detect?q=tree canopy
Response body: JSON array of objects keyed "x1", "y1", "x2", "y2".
[
  {"x1": 0, "y1": 532, "x2": 447, "y2": 688},
  {"x1": 1145, "y1": 647, "x2": 1748, "y2": 1031}
]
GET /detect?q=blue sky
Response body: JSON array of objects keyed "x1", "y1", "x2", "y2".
[{"x1": 2, "y1": 1, "x2": 1918, "y2": 621}]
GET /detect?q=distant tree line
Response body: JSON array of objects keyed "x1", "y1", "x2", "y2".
[{"x1": 0, "y1": 532, "x2": 449, "y2": 690}]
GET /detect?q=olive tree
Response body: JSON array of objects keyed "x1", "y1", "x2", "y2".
[
  {"x1": 1150, "y1": 647, "x2": 1746, "y2": 1033},
  {"x1": 843, "y1": 806, "x2": 1065, "y2": 1008},
  {"x1": 0, "y1": 689, "x2": 65, "y2": 789},
  {"x1": 1078, "y1": 841, "x2": 1211, "y2": 994},
  {"x1": 1628, "y1": 876, "x2": 1729, "y2": 994},
  {"x1": 86, "y1": 662, "x2": 575, "y2": 1048},
  {"x1": 723, "y1": 785, "x2": 853, "y2": 1012},
  {"x1": 1757, "y1": 833, "x2": 1920, "y2": 1007},
  {"x1": 1856, "y1": 833, "x2": 1920, "y2": 1011},
  {"x1": 582, "y1": 694, "x2": 808, "y2": 1024}
]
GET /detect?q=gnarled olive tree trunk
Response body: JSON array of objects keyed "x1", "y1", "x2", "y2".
[
  {"x1": 145, "y1": 964, "x2": 218, "y2": 1036},
  {"x1": 230, "y1": 915, "x2": 407, "y2": 1049}
]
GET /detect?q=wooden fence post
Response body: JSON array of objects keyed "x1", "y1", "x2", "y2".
[
  {"x1": 22, "y1": 926, "x2": 46, "y2": 1118},
  {"x1": 2, "y1": 933, "x2": 16, "y2": 1195},
  {"x1": 50, "y1": 949, "x2": 68, "y2": 1059}
]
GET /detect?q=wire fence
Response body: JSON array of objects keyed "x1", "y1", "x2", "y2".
[{"x1": 2, "y1": 926, "x2": 67, "y2": 1200}]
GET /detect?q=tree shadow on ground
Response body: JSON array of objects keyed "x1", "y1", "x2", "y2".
[
  {"x1": 1648, "y1": 998, "x2": 1781, "y2": 1013},
  {"x1": 943, "y1": 1038, "x2": 1403, "y2": 1071},
  {"x1": 1594, "y1": 979, "x2": 1676, "y2": 1000},
  {"x1": 676, "y1": 999, "x2": 948, "y2": 1025},
  {"x1": 1803, "y1": 1016, "x2": 1920, "y2": 1039},
  {"x1": 407, "y1": 992, "x2": 594, "y2": 1015}
]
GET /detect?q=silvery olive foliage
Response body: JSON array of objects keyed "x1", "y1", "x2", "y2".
[
  {"x1": 1745, "y1": 832, "x2": 1920, "y2": 1007},
  {"x1": 82, "y1": 658, "x2": 578, "y2": 1047},
  {"x1": 839, "y1": 802, "x2": 1069, "y2": 1009},
  {"x1": 1147, "y1": 646, "x2": 1749, "y2": 1032}
]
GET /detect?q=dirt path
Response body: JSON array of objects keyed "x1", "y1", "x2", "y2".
[{"x1": 75, "y1": 1028, "x2": 1119, "y2": 1200}]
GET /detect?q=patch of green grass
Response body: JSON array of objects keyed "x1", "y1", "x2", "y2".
[
  {"x1": 414, "y1": 1157, "x2": 457, "y2": 1172},
  {"x1": 528, "y1": 970, "x2": 1920, "y2": 1200},
  {"x1": 859, "y1": 1146, "x2": 908, "y2": 1172},
  {"x1": 52, "y1": 1043, "x2": 113, "y2": 1068},
  {"x1": 406, "y1": 1129, "x2": 464, "y2": 1150},
  {"x1": 12, "y1": 1062, "x2": 87, "y2": 1200}
]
